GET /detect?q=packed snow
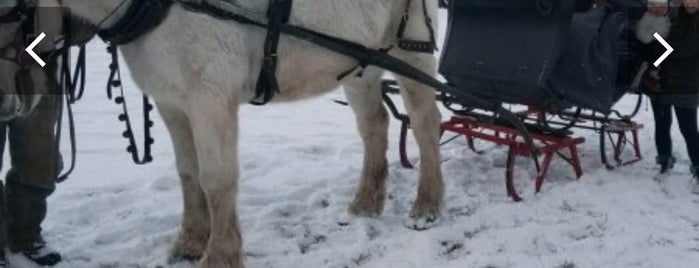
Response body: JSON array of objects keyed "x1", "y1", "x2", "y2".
[{"x1": 4, "y1": 9, "x2": 699, "y2": 268}]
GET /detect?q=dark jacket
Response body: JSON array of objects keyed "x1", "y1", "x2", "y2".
[{"x1": 648, "y1": 7, "x2": 699, "y2": 107}]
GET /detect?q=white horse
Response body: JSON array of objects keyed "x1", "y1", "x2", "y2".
[{"x1": 52, "y1": 0, "x2": 443, "y2": 267}]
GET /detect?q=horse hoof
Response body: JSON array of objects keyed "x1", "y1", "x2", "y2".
[
  {"x1": 348, "y1": 199, "x2": 384, "y2": 218},
  {"x1": 404, "y1": 214, "x2": 440, "y2": 230},
  {"x1": 197, "y1": 254, "x2": 243, "y2": 268},
  {"x1": 167, "y1": 231, "x2": 207, "y2": 265},
  {"x1": 338, "y1": 211, "x2": 354, "y2": 226},
  {"x1": 167, "y1": 254, "x2": 202, "y2": 264}
]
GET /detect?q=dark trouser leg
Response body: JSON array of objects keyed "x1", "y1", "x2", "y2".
[
  {"x1": 674, "y1": 106, "x2": 699, "y2": 167},
  {"x1": 0, "y1": 124, "x2": 7, "y2": 250},
  {"x1": 0, "y1": 182, "x2": 5, "y2": 251},
  {"x1": 5, "y1": 96, "x2": 61, "y2": 252},
  {"x1": 651, "y1": 99, "x2": 674, "y2": 162}
]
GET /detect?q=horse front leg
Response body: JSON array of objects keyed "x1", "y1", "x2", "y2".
[
  {"x1": 392, "y1": 52, "x2": 444, "y2": 230},
  {"x1": 187, "y1": 95, "x2": 244, "y2": 268},
  {"x1": 157, "y1": 103, "x2": 210, "y2": 264},
  {"x1": 340, "y1": 69, "x2": 389, "y2": 223}
]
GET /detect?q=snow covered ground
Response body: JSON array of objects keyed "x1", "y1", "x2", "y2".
[{"x1": 5, "y1": 10, "x2": 699, "y2": 268}]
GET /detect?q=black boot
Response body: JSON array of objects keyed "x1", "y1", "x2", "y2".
[
  {"x1": 21, "y1": 238, "x2": 62, "y2": 266},
  {"x1": 657, "y1": 155, "x2": 676, "y2": 175},
  {"x1": 6, "y1": 181, "x2": 61, "y2": 266},
  {"x1": 692, "y1": 166, "x2": 699, "y2": 194},
  {"x1": 0, "y1": 250, "x2": 7, "y2": 268}
]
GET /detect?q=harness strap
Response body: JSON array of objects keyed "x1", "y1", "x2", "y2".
[
  {"x1": 69, "y1": 45, "x2": 86, "y2": 102},
  {"x1": 98, "y1": 0, "x2": 173, "y2": 45},
  {"x1": 250, "y1": 0, "x2": 292, "y2": 105},
  {"x1": 276, "y1": 24, "x2": 537, "y2": 153},
  {"x1": 396, "y1": 0, "x2": 437, "y2": 53},
  {"x1": 179, "y1": 1, "x2": 265, "y2": 27}
]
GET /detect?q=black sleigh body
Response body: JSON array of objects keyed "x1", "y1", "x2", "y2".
[{"x1": 438, "y1": 0, "x2": 646, "y2": 113}]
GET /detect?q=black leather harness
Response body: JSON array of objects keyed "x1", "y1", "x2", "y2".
[
  {"x1": 178, "y1": 0, "x2": 292, "y2": 105},
  {"x1": 251, "y1": 0, "x2": 292, "y2": 105},
  {"x1": 97, "y1": 0, "x2": 173, "y2": 45},
  {"x1": 106, "y1": 0, "x2": 436, "y2": 105},
  {"x1": 101, "y1": 0, "x2": 292, "y2": 105}
]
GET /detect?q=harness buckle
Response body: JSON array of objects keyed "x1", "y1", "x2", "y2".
[{"x1": 263, "y1": 54, "x2": 277, "y2": 65}]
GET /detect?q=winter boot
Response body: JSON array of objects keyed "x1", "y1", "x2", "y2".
[
  {"x1": 654, "y1": 156, "x2": 676, "y2": 181},
  {"x1": 5, "y1": 178, "x2": 60, "y2": 266},
  {"x1": 20, "y1": 238, "x2": 62, "y2": 266},
  {"x1": 0, "y1": 250, "x2": 7, "y2": 268},
  {"x1": 657, "y1": 155, "x2": 676, "y2": 174},
  {"x1": 691, "y1": 166, "x2": 699, "y2": 194}
]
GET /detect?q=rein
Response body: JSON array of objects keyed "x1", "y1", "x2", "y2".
[{"x1": 54, "y1": 17, "x2": 90, "y2": 183}]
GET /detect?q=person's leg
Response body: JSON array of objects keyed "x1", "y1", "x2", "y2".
[
  {"x1": 674, "y1": 106, "x2": 699, "y2": 169},
  {"x1": 0, "y1": 124, "x2": 6, "y2": 241},
  {"x1": 651, "y1": 98, "x2": 675, "y2": 171},
  {"x1": 0, "y1": 181, "x2": 5, "y2": 267},
  {"x1": 0, "y1": 123, "x2": 7, "y2": 267},
  {"x1": 673, "y1": 106, "x2": 699, "y2": 193},
  {"x1": 5, "y1": 95, "x2": 61, "y2": 265}
]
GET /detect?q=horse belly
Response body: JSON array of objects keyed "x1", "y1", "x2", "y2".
[{"x1": 273, "y1": 41, "x2": 359, "y2": 102}]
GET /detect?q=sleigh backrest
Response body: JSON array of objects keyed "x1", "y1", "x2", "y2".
[
  {"x1": 438, "y1": 0, "x2": 645, "y2": 113},
  {"x1": 439, "y1": 0, "x2": 577, "y2": 88}
]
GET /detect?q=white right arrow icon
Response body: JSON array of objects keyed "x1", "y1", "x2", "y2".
[{"x1": 654, "y1": 32, "x2": 674, "y2": 67}]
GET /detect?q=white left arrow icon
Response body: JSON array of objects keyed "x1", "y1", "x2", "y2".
[
  {"x1": 25, "y1": 32, "x2": 46, "y2": 67},
  {"x1": 654, "y1": 32, "x2": 674, "y2": 67}
]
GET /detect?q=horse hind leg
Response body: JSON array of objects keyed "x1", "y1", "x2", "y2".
[
  {"x1": 339, "y1": 68, "x2": 390, "y2": 224},
  {"x1": 158, "y1": 103, "x2": 210, "y2": 264}
]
